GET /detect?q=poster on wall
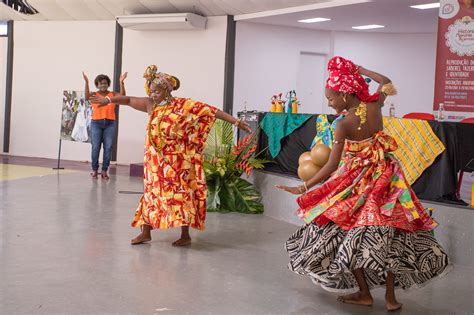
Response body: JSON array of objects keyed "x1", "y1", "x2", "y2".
[
  {"x1": 434, "y1": 0, "x2": 474, "y2": 121},
  {"x1": 60, "y1": 90, "x2": 92, "y2": 143}
]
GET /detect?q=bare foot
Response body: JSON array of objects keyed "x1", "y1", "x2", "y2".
[
  {"x1": 101, "y1": 171, "x2": 110, "y2": 180},
  {"x1": 386, "y1": 297, "x2": 403, "y2": 311},
  {"x1": 91, "y1": 171, "x2": 98, "y2": 179},
  {"x1": 338, "y1": 292, "x2": 373, "y2": 306},
  {"x1": 131, "y1": 233, "x2": 151, "y2": 245},
  {"x1": 172, "y1": 238, "x2": 191, "y2": 247}
]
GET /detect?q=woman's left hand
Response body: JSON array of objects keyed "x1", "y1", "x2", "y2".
[
  {"x1": 276, "y1": 185, "x2": 304, "y2": 195},
  {"x1": 120, "y1": 72, "x2": 128, "y2": 83},
  {"x1": 238, "y1": 120, "x2": 252, "y2": 133},
  {"x1": 89, "y1": 95, "x2": 109, "y2": 106}
]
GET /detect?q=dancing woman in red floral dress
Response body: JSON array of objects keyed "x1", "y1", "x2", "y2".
[
  {"x1": 91, "y1": 65, "x2": 251, "y2": 246},
  {"x1": 277, "y1": 56, "x2": 451, "y2": 311}
]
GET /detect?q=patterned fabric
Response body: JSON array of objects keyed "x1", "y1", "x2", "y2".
[
  {"x1": 286, "y1": 131, "x2": 451, "y2": 292},
  {"x1": 286, "y1": 222, "x2": 451, "y2": 293},
  {"x1": 143, "y1": 65, "x2": 179, "y2": 95},
  {"x1": 297, "y1": 132, "x2": 438, "y2": 231},
  {"x1": 383, "y1": 117, "x2": 445, "y2": 185},
  {"x1": 260, "y1": 113, "x2": 313, "y2": 158},
  {"x1": 311, "y1": 114, "x2": 344, "y2": 149},
  {"x1": 326, "y1": 56, "x2": 379, "y2": 103},
  {"x1": 132, "y1": 98, "x2": 217, "y2": 230},
  {"x1": 311, "y1": 116, "x2": 445, "y2": 184}
]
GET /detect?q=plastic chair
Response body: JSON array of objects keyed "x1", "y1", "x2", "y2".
[
  {"x1": 460, "y1": 117, "x2": 474, "y2": 123},
  {"x1": 402, "y1": 112, "x2": 435, "y2": 120}
]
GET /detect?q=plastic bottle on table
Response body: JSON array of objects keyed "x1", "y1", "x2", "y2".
[
  {"x1": 292, "y1": 98, "x2": 299, "y2": 113},
  {"x1": 438, "y1": 103, "x2": 445, "y2": 121},
  {"x1": 389, "y1": 103, "x2": 395, "y2": 118}
]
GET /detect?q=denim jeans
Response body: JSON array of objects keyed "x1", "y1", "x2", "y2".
[{"x1": 91, "y1": 119, "x2": 115, "y2": 171}]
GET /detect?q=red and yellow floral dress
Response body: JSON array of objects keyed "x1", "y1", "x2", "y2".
[
  {"x1": 286, "y1": 132, "x2": 451, "y2": 293},
  {"x1": 132, "y1": 98, "x2": 217, "y2": 230}
]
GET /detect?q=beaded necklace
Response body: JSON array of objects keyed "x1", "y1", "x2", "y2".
[{"x1": 147, "y1": 97, "x2": 174, "y2": 152}]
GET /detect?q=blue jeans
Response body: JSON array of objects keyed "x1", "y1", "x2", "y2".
[{"x1": 91, "y1": 119, "x2": 115, "y2": 171}]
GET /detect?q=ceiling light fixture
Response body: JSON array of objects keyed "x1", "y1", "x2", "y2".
[
  {"x1": 352, "y1": 24, "x2": 385, "y2": 30},
  {"x1": 298, "y1": 17, "x2": 331, "y2": 23},
  {"x1": 410, "y1": 2, "x2": 441, "y2": 9}
]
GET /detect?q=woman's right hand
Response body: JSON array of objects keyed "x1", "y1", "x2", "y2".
[
  {"x1": 238, "y1": 120, "x2": 252, "y2": 133},
  {"x1": 82, "y1": 71, "x2": 89, "y2": 82},
  {"x1": 89, "y1": 95, "x2": 109, "y2": 106}
]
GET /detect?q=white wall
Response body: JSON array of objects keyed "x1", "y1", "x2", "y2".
[
  {"x1": 0, "y1": 37, "x2": 7, "y2": 149},
  {"x1": 10, "y1": 21, "x2": 116, "y2": 161},
  {"x1": 333, "y1": 31, "x2": 437, "y2": 117},
  {"x1": 8, "y1": 18, "x2": 227, "y2": 165},
  {"x1": 117, "y1": 16, "x2": 228, "y2": 164},
  {"x1": 234, "y1": 22, "x2": 332, "y2": 115},
  {"x1": 6, "y1": 19, "x2": 436, "y2": 163},
  {"x1": 234, "y1": 22, "x2": 437, "y2": 117}
]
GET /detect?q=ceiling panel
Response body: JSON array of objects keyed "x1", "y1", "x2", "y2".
[
  {"x1": 83, "y1": 0, "x2": 115, "y2": 20},
  {"x1": 3, "y1": 0, "x2": 442, "y2": 34},
  {"x1": 238, "y1": 0, "x2": 439, "y2": 33},
  {"x1": 28, "y1": 0, "x2": 74, "y2": 20}
]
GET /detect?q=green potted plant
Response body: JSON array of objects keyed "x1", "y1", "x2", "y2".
[{"x1": 203, "y1": 120, "x2": 269, "y2": 214}]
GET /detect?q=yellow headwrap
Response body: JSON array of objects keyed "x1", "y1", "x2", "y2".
[{"x1": 143, "y1": 65, "x2": 179, "y2": 95}]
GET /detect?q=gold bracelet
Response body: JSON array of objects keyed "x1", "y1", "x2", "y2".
[
  {"x1": 234, "y1": 118, "x2": 241, "y2": 127},
  {"x1": 303, "y1": 182, "x2": 308, "y2": 192}
]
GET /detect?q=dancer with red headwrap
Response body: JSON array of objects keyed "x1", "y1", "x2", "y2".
[{"x1": 277, "y1": 56, "x2": 451, "y2": 311}]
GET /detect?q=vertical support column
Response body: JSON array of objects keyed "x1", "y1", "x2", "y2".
[
  {"x1": 111, "y1": 21, "x2": 123, "y2": 161},
  {"x1": 223, "y1": 15, "x2": 236, "y2": 115},
  {"x1": 3, "y1": 20, "x2": 14, "y2": 153}
]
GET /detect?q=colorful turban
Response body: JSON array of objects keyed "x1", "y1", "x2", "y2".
[
  {"x1": 143, "y1": 65, "x2": 179, "y2": 95},
  {"x1": 326, "y1": 56, "x2": 379, "y2": 103}
]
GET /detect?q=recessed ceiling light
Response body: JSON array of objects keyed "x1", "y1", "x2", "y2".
[
  {"x1": 298, "y1": 17, "x2": 331, "y2": 23},
  {"x1": 410, "y1": 2, "x2": 440, "y2": 9},
  {"x1": 352, "y1": 24, "x2": 385, "y2": 30}
]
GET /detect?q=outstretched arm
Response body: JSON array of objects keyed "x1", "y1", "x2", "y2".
[
  {"x1": 216, "y1": 109, "x2": 252, "y2": 133},
  {"x1": 89, "y1": 94, "x2": 151, "y2": 113},
  {"x1": 276, "y1": 122, "x2": 347, "y2": 195}
]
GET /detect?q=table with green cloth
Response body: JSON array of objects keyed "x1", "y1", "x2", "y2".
[{"x1": 259, "y1": 113, "x2": 313, "y2": 158}]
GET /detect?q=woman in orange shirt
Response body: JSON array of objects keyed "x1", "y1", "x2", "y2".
[{"x1": 83, "y1": 72, "x2": 127, "y2": 179}]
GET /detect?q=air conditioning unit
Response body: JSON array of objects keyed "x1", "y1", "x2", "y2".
[{"x1": 116, "y1": 13, "x2": 207, "y2": 30}]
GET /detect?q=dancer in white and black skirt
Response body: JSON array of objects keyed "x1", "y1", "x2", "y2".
[{"x1": 277, "y1": 56, "x2": 451, "y2": 311}]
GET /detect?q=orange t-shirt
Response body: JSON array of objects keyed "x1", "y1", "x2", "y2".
[{"x1": 91, "y1": 91, "x2": 116, "y2": 120}]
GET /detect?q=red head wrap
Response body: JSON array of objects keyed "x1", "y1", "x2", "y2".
[{"x1": 325, "y1": 56, "x2": 379, "y2": 103}]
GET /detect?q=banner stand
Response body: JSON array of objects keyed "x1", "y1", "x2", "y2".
[{"x1": 52, "y1": 139, "x2": 65, "y2": 170}]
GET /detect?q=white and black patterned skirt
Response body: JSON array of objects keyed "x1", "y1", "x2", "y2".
[{"x1": 285, "y1": 222, "x2": 452, "y2": 293}]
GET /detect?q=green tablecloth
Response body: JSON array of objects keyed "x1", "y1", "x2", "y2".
[{"x1": 260, "y1": 113, "x2": 312, "y2": 158}]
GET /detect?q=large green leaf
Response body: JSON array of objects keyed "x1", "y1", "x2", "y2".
[
  {"x1": 219, "y1": 177, "x2": 264, "y2": 214},
  {"x1": 205, "y1": 120, "x2": 234, "y2": 158},
  {"x1": 206, "y1": 177, "x2": 222, "y2": 212}
]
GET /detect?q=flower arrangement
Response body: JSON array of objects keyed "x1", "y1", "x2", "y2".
[{"x1": 203, "y1": 120, "x2": 270, "y2": 214}]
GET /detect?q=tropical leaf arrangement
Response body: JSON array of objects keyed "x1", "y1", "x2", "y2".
[{"x1": 203, "y1": 120, "x2": 270, "y2": 214}]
